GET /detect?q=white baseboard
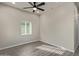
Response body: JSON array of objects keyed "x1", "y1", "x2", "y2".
[
  {"x1": 0, "y1": 40, "x2": 39, "y2": 51},
  {"x1": 40, "y1": 40, "x2": 74, "y2": 53}
]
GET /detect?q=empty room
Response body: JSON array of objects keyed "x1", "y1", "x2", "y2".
[{"x1": 0, "y1": 2, "x2": 78, "y2": 56}]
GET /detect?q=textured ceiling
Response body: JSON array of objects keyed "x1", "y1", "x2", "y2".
[{"x1": 2, "y1": 2, "x2": 66, "y2": 15}]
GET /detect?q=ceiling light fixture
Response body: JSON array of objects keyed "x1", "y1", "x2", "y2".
[{"x1": 33, "y1": 7, "x2": 37, "y2": 10}]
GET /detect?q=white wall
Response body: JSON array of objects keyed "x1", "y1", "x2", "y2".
[
  {"x1": 0, "y1": 4, "x2": 40, "y2": 50},
  {"x1": 40, "y1": 3, "x2": 76, "y2": 51}
]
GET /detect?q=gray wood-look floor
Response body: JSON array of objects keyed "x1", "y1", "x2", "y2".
[{"x1": 0, "y1": 41, "x2": 77, "y2": 56}]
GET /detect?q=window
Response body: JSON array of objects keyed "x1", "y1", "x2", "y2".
[{"x1": 21, "y1": 21, "x2": 32, "y2": 35}]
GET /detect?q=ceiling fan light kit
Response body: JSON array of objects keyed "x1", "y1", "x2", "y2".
[{"x1": 33, "y1": 7, "x2": 37, "y2": 10}]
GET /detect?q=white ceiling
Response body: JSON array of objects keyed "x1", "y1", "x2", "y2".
[{"x1": 2, "y1": 2, "x2": 65, "y2": 15}]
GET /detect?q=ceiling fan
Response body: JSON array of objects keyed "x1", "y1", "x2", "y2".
[{"x1": 23, "y1": 2, "x2": 45, "y2": 13}]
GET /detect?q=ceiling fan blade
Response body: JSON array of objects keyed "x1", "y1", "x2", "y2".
[
  {"x1": 37, "y1": 2, "x2": 45, "y2": 7},
  {"x1": 37, "y1": 8, "x2": 44, "y2": 11},
  {"x1": 23, "y1": 7, "x2": 33, "y2": 9},
  {"x1": 28, "y1": 2, "x2": 34, "y2": 6}
]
